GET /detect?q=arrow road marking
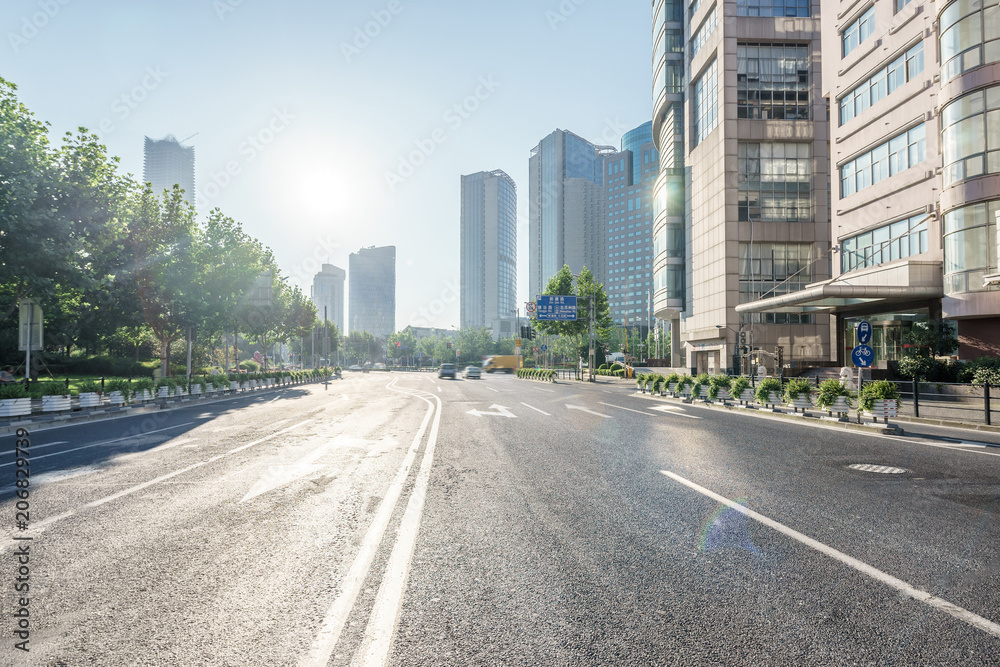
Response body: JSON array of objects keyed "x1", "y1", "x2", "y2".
[
  {"x1": 466, "y1": 404, "x2": 517, "y2": 418},
  {"x1": 599, "y1": 402, "x2": 657, "y2": 416},
  {"x1": 520, "y1": 402, "x2": 551, "y2": 416},
  {"x1": 566, "y1": 404, "x2": 612, "y2": 418},
  {"x1": 649, "y1": 405, "x2": 702, "y2": 419},
  {"x1": 240, "y1": 436, "x2": 361, "y2": 503}
]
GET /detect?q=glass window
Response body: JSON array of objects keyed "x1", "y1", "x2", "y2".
[
  {"x1": 691, "y1": 5, "x2": 717, "y2": 58},
  {"x1": 843, "y1": 6, "x2": 876, "y2": 57},
  {"x1": 940, "y1": 84, "x2": 1000, "y2": 186},
  {"x1": 841, "y1": 214, "x2": 930, "y2": 273},
  {"x1": 838, "y1": 42, "x2": 923, "y2": 125},
  {"x1": 940, "y1": 0, "x2": 1000, "y2": 82},
  {"x1": 738, "y1": 42, "x2": 810, "y2": 120},
  {"x1": 692, "y1": 59, "x2": 719, "y2": 147},
  {"x1": 738, "y1": 241, "x2": 814, "y2": 323},
  {"x1": 737, "y1": 0, "x2": 809, "y2": 17},
  {"x1": 839, "y1": 123, "x2": 926, "y2": 196},
  {"x1": 739, "y1": 142, "x2": 812, "y2": 222}
]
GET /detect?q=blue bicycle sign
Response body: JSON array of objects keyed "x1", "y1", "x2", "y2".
[{"x1": 851, "y1": 344, "x2": 874, "y2": 368}]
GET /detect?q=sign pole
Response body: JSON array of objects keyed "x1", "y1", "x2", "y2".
[{"x1": 25, "y1": 302, "x2": 32, "y2": 382}]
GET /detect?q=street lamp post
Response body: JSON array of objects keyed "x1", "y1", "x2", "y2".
[{"x1": 715, "y1": 322, "x2": 747, "y2": 376}]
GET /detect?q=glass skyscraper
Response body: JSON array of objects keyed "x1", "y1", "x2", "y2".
[
  {"x1": 349, "y1": 246, "x2": 396, "y2": 338},
  {"x1": 143, "y1": 135, "x2": 196, "y2": 207},
  {"x1": 460, "y1": 170, "x2": 517, "y2": 331}
]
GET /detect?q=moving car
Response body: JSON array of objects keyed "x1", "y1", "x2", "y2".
[
  {"x1": 464, "y1": 366, "x2": 481, "y2": 379},
  {"x1": 373, "y1": 362, "x2": 387, "y2": 371},
  {"x1": 438, "y1": 363, "x2": 457, "y2": 379},
  {"x1": 348, "y1": 365, "x2": 362, "y2": 371}
]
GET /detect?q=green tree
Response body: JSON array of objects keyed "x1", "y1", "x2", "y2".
[
  {"x1": 344, "y1": 330, "x2": 379, "y2": 365},
  {"x1": 387, "y1": 329, "x2": 417, "y2": 362}
]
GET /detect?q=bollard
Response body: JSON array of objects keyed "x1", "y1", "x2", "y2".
[
  {"x1": 985, "y1": 382, "x2": 992, "y2": 426},
  {"x1": 912, "y1": 377, "x2": 920, "y2": 418}
]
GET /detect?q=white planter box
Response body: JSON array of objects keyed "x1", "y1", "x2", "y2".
[
  {"x1": 788, "y1": 395, "x2": 812, "y2": 412},
  {"x1": 158, "y1": 386, "x2": 170, "y2": 398},
  {"x1": 867, "y1": 398, "x2": 899, "y2": 419},
  {"x1": 825, "y1": 396, "x2": 851, "y2": 415},
  {"x1": 109, "y1": 391, "x2": 127, "y2": 406},
  {"x1": 668, "y1": 382, "x2": 677, "y2": 395},
  {"x1": 760, "y1": 391, "x2": 782, "y2": 406},
  {"x1": 231, "y1": 381, "x2": 239, "y2": 391},
  {"x1": 740, "y1": 388, "x2": 755, "y2": 403},
  {"x1": 191, "y1": 385, "x2": 202, "y2": 395},
  {"x1": 698, "y1": 386, "x2": 710, "y2": 400},
  {"x1": 78, "y1": 392, "x2": 102, "y2": 408},
  {"x1": 42, "y1": 395, "x2": 72, "y2": 412},
  {"x1": 715, "y1": 388, "x2": 731, "y2": 401},
  {"x1": 141, "y1": 389, "x2": 153, "y2": 401},
  {"x1": 0, "y1": 398, "x2": 32, "y2": 418}
]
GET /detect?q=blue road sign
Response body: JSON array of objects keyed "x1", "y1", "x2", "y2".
[
  {"x1": 535, "y1": 295, "x2": 578, "y2": 321},
  {"x1": 856, "y1": 320, "x2": 872, "y2": 345},
  {"x1": 852, "y1": 344, "x2": 874, "y2": 368},
  {"x1": 540, "y1": 344, "x2": 548, "y2": 352}
]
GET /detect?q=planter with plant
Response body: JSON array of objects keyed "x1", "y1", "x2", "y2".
[
  {"x1": 37, "y1": 382, "x2": 71, "y2": 412},
  {"x1": 755, "y1": 377, "x2": 783, "y2": 407},
  {"x1": 105, "y1": 378, "x2": 132, "y2": 405},
  {"x1": 647, "y1": 374, "x2": 663, "y2": 395},
  {"x1": 815, "y1": 379, "x2": 852, "y2": 416},
  {"x1": 859, "y1": 380, "x2": 901, "y2": 421},
  {"x1": 76, "y1": 380, "x2": 103, "y2": 409},
  {"x1": 783, "y1": 378, "x2": 813, "y2": 413},
  {"x1": 707, "y1": 375, "x2": 732, "y2": 402},
  {"x1": 636, "y1": 373, "x2": 648, "y2": 393},
  {"x1": 676, "y1": 375, "x2": 694, "y2": 399},
  {"x1": 156, "y1": 378, "x2": 175, "y2": 398},
  {"x1": 132, "y1": 378, "x2": 154, "y2": 401},
  {"x1": 692, "y1": 373, "x2": 712, "y2": 400},
  {"x1": 730, "y1": 376, "x2": 753, "y2": 404},
  {"x1": 664, "y1": 373, "x2": 681, "y2": 396},
  {"x1": 0, "y1": 383, "x2": 31, "y2": 417}
]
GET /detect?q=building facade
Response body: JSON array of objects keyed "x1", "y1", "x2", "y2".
[
  {"x1": 652, "y1": 0, "x2": 833, "y2": 375},
  {"x1": 528, "y1": 129, "x2": 614, "y2": 299},
  {"x1": 143, "y1": 135, "x2": 196, "y2": 207},
  {"x1": 460, "y1": 170, "x2": 518, "y2": 332},
  {"x1": 349, "y1": 246, "x2": 396, "y2": 338},
  {"x1": 603, "y1": 122, "x2": 660, "y2": 331},
  {"x1": 739, "y1": 0, "x2": 1000, "y2": 362},
  {"x1": 311, "y1": 264, "x2": 345, "y2": 334}
]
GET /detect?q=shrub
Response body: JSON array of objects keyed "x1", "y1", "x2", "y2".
[
  {"x1": 38, "y1": 382, "x2": 70, "y2": 396},
  {"x1": 896, "y1": 355, "x2": 935, "y2": 380},
  {"x1": 859, "y1": 380, "x2": 901, "y2": 412},
  {"x1": 783, "y1": 378, "x2": 812, "y2": 403},
  {"x1": 730, "y1": 376, "x2": 751, "y2": 399},
  {"x1": 636, "y1": 373, "x2": 647, "y2": 390},
  {"x1": 755, "y1": 377, "x2": 783, "y2": 404},
  {"x1": 815, "y1": 379, "x2": 852, "y2": 409},
  {"x1": 63, "y1": 355, "x2": 151, "y2": 378},
  {"x1": 676, "y1": 374, "x2": 694, "y2": 392},
  {"x1": 105, "y1": 378, "x2": 132, "y2": 400},
  {"x1": 664, "y1": 372, "x2": 681, "y2": 388},
  {"x1": 692, "y1": 373, "x2": 712, "y2": 397},
  {"x1": 708, "y1": 375, "x2": 732, "y2": 400},
  {"x1": 0, "y1": 383, "x2": 29, "y2": 399},
  {"x1": 193, "y1": 377, "x2": 208, "y2": 392},
  {"x1": 78, "y1": 380, "x2": 103, "y2": 394},
  {"x1": 956, "y1": 356, "x2": 1000, "y2": 383},
  {"x1": 239, "y1": 359, "x2": 261, "y2": 373},
  {"x1": 650, "y1": 373, "x2": 665, "y2": 394},
  {"x1": 132, "y1": 378, "x2": 154, "y2": 394}
]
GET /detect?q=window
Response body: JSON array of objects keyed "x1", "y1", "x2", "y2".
[
  {"x1": 842, "y1": 6, "x2": 876, "y2": 57},
  {"x1": 736, "y1": 0, "x2": 809, "y2": 17},
  {"x1": 941, "y1": 85, "x2": 1000, "y2": 186},
  {"x1": 739, "y1": 242, "x2": 814, "y2": 323},
  {"x1": 841, "y1": 214, "x2": 929, "y2": 273},
  {"x1": 738, "y1": 143, "x2": 812, "y2": 222},
  {"x1": 839, "y1": 123, "x2": 925, "y2": 197},
  {"x1": 895, "y1": 0, "x2": 912, "y2": 11},
  {"x1": 940, "y1": 0, "x2": 1000, "y2": 82},
  {"x1": 691, "y1": 6, "x2": 717, "y2": 58},
  {"x1": 839, "y1": 41, "x2": 924, "y2": 125},
  {"x1": 738, "y1": 43, "x2": 810, "y2": 120},
  {"x1": 692, "y1": 60, "x2": 719, "y2": 147},
  {"x1": 943, "y1": 199, "x2": 999, "y2": 294}
]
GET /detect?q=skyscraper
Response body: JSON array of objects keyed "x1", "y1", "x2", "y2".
[
  {"x1": 739, "y1": 0, "x2": 1000, "y2": 362},
  {"x1": 651, "y1": 0, "x2": 832, "y2": 374},
  {"x1": 143, "y1": 135, "x2": 196, "y2": 207},
  {"x1": 349, "y1": 246, "x2": 396, "y2": 338},
  {"x1": 311, "y1": 264, "x2": 345, "y2": 333},
  {"x1": 528, "y1": 129, "x2": 613, "y2": 298},
  {"x1": 603, "y1": 122, "x2": 658, "y2": 328},
  {"x1": 460, "y1": 170, "x2": 517, "y2": 331}
]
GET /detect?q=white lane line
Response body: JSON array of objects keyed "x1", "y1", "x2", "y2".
[
  {"x1": 17, "y1": 420, "x2": 312, "y2": 540},
  {"x1": 0, "y1": 423, "x2": 196, "y2": 468},
  {"x1": 0, "y1": 440, "x2": 67, "y2": 456},
  {"x1": 566, "y1": 404, "x2": 612, "y2": 418},
  {"x1": 660, "y1": 470, "x2": 1000, "y2": 639},
  {"x1": 355, "y1": 388, "x2": 443, "y2": 665},
  {"x1": 302, "y1": 382, "x2": 436, "y2": 666},
  {"x1": 599, "y1": 402, "x2": 657, "y2": 416},
  {"x1": 487, "y1": 387, "x2": 499, "y2": 393},
  {"x1": 648, "y1": 405, "x2": 702, "y2": 419},
  {"x1": 533, "y1": 387, "x2": 556, "y2": 393},
  {"x1": 520, "y1": 402, "x2": 551, "y2": 416}
]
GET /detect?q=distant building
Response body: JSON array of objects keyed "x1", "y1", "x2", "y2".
[
  {"x1": 143, "y1": 135, "x2": 196, "y2": 207},
  {"x1": 528, "y1": 129, "x2": 614, "y2": 298},
  {"x1": 349, "y1": 246, "x2": 396, "y2": 338},
  {"x1": 311, "y1": 264, "x2": 345, "y2": 333},
  {"x1": 603, "y1": 121, "x2": 658, "y2": 329},
  {"x1": 460, "y1": 170, "x2": 517, "y2": 330}
]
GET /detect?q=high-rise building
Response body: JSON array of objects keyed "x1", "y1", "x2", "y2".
[
  {"x1": 651, "y1": 0, "x2": 832, "y2": 374},
  {"x1": 738, "y1": 0, "x2": 1000, "y2": 362},
  {"x1": 311, "y1": 264, "x2": 345, "y2": 333},
  {"x1": 460, "y1": 170, "x2": 517, "y2": 332},
  {"x1": 143, "y1": 135, "x2": 196, "y2": 207},
  {"x1": 349, "y1": 246, "x2": 396, "y2": 338},
  {"x1": 528, "y1": 129, "x2": 614, "y2": 299},
  {"x1": 603, "y1": 122, "x2": 659, "y2": 330}
]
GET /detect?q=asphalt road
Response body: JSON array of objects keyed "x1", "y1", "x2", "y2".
[{"x1": 1, "y1": 372, "x2": 998, "y2": 665}]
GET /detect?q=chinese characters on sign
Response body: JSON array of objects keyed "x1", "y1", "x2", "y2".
[{"x1": 535, "y1": 295, "x2": 578, "y2": 321}]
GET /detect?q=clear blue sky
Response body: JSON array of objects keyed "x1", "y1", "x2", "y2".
[{"x1": 3, "y1": 0, "x2": 653, "y2": 330}]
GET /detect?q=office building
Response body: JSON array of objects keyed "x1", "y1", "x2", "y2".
[
  {"x1": 311, "y1": 264, "x2": 345, "y2": 333},
  {"x1": 143, "y1": 135, "x2": 196, "y2": 207},
  {"x1": 603, "y1": 121, "x2": 659, "y2": 331},
  {"x1": 652, "y1": 0, "x2": 832, "y2": 374},
  {"x1": 528, "y1": 129, "x2": 614, "y2": 299},
  {"x1": 460, "y1": 170, "x2": 518, "y2": 331},
  {"x1": 349, "y1": 246, "x2": 396, "y2": 338},
  {"x1": 738, "y1": 0, "x2": 1000, "y2": 361}
]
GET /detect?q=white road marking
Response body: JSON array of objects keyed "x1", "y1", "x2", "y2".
[
  {"x1": 520, "y1": 402, "x2": 551, "y2": 416},
  {"x1": 660, "y1": 470, "x2": 1000, "y2": 639},
  {"x1": 648, "y1": 405, "x2": 702, "y2": 419},
  {"x1": 466, "y1": 404, "x2": 517, "y2": 418},
  {"x1": 566, "y1": 404, "x2": 612, "y2": 418},
  {"x1": 302, "y1": 382, "x2": 436, "y2": 666},
  {"x1": 599, "y1": 402, "x2": 657, "y2": 416},
  {"x1": 241, "y1": 438, "x2": 344, "y2": 502},
  {"x1": 355, "y1": 387, "x2": 443, "y2": 665},
  {"x1": 0, "y1": 440, "x2": 67, "y2": 456},
  {"x1": 487, "y1": 387, "x2": 499, "y2": 393},
  {"x1": 342, "y1": 394, "x2": 350, "y2": 401},
  {"x1": 533, "y1": 387, "x2": 556, "y2": 393},
  {"x1": 0, "y1": 423, "x2": 197, "y2": 468},
  {"x1": 437, "y1": 387, "x2": 442, "y2": 393}
]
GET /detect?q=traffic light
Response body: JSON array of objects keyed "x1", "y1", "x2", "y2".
[
  {"x1": 776, "y1": 346, "x2": 783, "y2": 368},
  {"x1": 739, "y1": 331, "x2": 747, "y2": 348},
  {"x1": 396, "y1": 341, "x2": 401, "y2": 348},
  {"x1": 527, "y1": 327, "x2": 536, "y2": 340},
  {"x1": 446, "y1": 342, "x2": 452, "y2": 349}
]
